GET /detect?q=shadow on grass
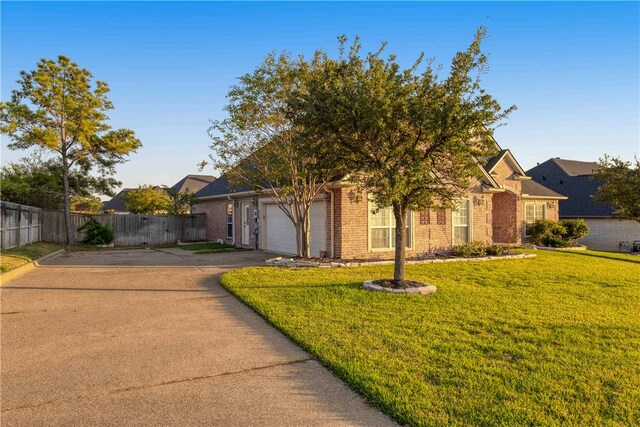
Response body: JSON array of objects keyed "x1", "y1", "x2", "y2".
[
  {"x1": 230, "y1": 283, "x2": 359, "y2": 290},
  {"x1": 559, "y1": 250, "x2": 640, "y2": 265}
]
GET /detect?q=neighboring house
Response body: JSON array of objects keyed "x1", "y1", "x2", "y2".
[
  {"x1": 170, "y1": 174, "x2": 216, "y2": 194},
  {"x1": 527, "y1": 158, "x2": 640, "y2": 252},
  {"x1": 193, "y1": 143, "x2": 566, "y2": 258},
  {"x1": 100, "y1": 188, "x2": 134, "y2": 214}
]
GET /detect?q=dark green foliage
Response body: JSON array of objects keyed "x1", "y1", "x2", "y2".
[
  {"x1": 528, "y1": 219, "x2": 571, "y2": 247},
  {"x1": 593, "y1": 155, "x2": 640, "y2": 223},
  {"x1": 486, "y1": 244, "x2": 505, "y2": 256},
  {"x1": 79, "y1": 218, "x2": 114, "y2": 245},
  {"x1": 0, "y1": 156, "x2": 119, "y2": 210},
  {"x1": 295, "y1": 27, "x2": 515, "y2": 280},
  {"x1": 561, "y1": 219, "x2": 589, "y2": 244},
  {"x1": 451, "y1": 241, "x2": 488, "y2": 257}
]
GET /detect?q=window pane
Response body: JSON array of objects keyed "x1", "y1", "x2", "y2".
[
  {"x1": 525, "y1": 205, "x2": 534, "y2": 222},
  {"x1": 454, "y1": 227, "x2": 469, "y2": 245},
  {"x1": 369, "y1": 207, "x2": 390, "y2": 227},
  {"x1": 536, "y1": 205, "x2": 545, "y2": 219},
  {"x1": 453, "y1": 200, "x2": 469, "y2": 226},
  {"x1": 371, "y1": 228, "x2": 389, "y2": 249}
]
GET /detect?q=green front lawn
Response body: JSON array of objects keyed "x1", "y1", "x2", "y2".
[
  {"x1": 1, "y1": 242, "x2": 63, "y2": 272},
  {"x1": 221, "y1": 250, "x2": 640, "y2": 426},
  {"x1": 179, "y1": 242, "x2": 244, "y2": 254}
]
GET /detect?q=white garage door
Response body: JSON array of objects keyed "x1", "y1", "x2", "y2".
[{"x1": 264, "y1": 202, "x2": 326, "y2": 257}]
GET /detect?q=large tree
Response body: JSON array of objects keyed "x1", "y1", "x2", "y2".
[
  {"x1": 1, "y1": 55, "x2": 141, "y2": 244},
  {"x1": 207, "y1": 52, "x2": 343, "y2": 257},
  {"x1": 593, "y1": 155, "x2": 640, "y2": 223},
  {"x1": 125, "y1": 185, "x2": 170, "y2": 214},
  {"x1": 296, "y1": 27, "x2": 514, "y2": 282},
  {"x1": 1, "y1": 155, "x2": 120, "y2": 211}
]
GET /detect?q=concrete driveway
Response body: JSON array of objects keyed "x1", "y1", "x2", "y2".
[{"x1": 1, "y1": 248, "x2": 394, "y2": 426}]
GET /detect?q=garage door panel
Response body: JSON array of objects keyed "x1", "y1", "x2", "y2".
[{"x1": 265, "y1": 202, "x2": 326, "y2": 257}]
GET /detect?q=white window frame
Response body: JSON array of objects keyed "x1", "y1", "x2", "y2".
[
  {"x1": 525, "y1": 203, "x2": 545, "y2": 236},
  {"x1": 226, "y1": 203, "x2": 234, "y2": 239},
  {"x1": 452, "y1": 199, "x2": 473, "y2": 245},
  {"x1": 368, "y1": 202, "x2": 413, "y2": 251}
]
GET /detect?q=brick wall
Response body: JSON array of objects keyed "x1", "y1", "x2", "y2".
[
  {"x1": 577, "y1": 218, "x2": 640, "y2": 252},
  {"x1": 192, "y1": 196, "x2": 257, "y2": 247},
  {"x1": 335, "y1": 186, "x2": 493, "y2": 260}
]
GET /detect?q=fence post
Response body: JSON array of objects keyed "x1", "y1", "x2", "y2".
[{"x1": 16, "y1": 206, "x2": 22, "y2": 248}]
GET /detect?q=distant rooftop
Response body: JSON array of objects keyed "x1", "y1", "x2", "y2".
[
  {"x1": 170, "y1": 174, "x2": 216, "y2": 194},
  {"x1": 552, "y1": 158, "x2": 599, "y2": 177}
]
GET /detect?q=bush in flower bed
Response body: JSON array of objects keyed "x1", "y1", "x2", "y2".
[
  {"x1": 452, "y1": 241, "x2": 482, "y2": 257},
  {"x1": 528, "y1": 219, "x2": 589, "y2": 248}
]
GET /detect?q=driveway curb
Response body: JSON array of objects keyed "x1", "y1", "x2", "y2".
[{"x1": 1, "y1": 249, "x2": 65, "y2": 285}]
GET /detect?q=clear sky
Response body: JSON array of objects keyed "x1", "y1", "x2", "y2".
[{"x1": 2, "y1": 1, "x2": 639, "y2": 193}]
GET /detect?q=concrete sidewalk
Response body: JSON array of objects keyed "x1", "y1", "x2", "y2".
[{"x1": 1, "y1": 249, "x2": 394, "y2": 426}]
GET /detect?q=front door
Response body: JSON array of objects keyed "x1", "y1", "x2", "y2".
[{"x1": 241, "y1": 203, "x2": 250, "y2": 246}]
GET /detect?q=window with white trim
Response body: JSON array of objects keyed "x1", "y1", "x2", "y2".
[
  {"x1": 368, "y1": 203, "x2": 412, "y2": 250},
  {"x1": 452, "y1": 199, "x2": 471, "y2": 245},
  {"x1": 525, "y1": 204, "x2": 545, "y2": 235},
  {"x1": 226, "y1": 203, "x2": 233, "y2": 239}
]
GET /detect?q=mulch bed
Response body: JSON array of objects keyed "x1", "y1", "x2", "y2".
[{"x1": 372, "y1": 279, "x2": 427, "y2": 289}]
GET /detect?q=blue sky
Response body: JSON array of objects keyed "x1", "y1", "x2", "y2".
[{"x1": 2, "y1": 1, "x2": 639, "y2": 192}]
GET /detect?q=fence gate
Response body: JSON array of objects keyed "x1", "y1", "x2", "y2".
[{"x1": 1, "y1": 201, "x2": 42, "y2": 250}]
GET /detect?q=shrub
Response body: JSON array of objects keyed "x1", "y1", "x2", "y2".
[
  {"x1": 528, "y1": 219, "x2": 574, "y2": 248},
  {"x1": 79, "y1": 218, "x2": 114, "y2": 245},
  {"x1": 486, "y1": 244, "x2": 505, "y2": 256},
  {"x1": 561, "y1": 219, "x2": 589, "y2": 244},
  {"x1": 452, "y1": 241, "x2": 487, "y2": 257}
]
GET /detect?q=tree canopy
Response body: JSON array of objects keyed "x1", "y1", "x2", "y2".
[
  {"x1": 165, "y1": 188, "x2": 199, "y2": 215},
  {"x1": 593, "y1": 155, "x2": 640, "y2": 223},
  {"x1": 125, "y1": 185, "x2": 170, "y2": 214},
  {"x1": 0, "y1": 155, "x2": 119, "y2": 211},
  {"x1": 1, "y1": 55, "x2": 141, "y2": 244},
  {"x1": 207, "y1": 52, "x2": 344, "y2": 257},
  {"x1": 295, "y1": 27, "x2": 514, "y2": 281}
]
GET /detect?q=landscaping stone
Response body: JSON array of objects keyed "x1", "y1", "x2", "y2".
[
  {"x1": 363, "y1": 280, "x2": 437, "y2": 295},
  {"x1": 266, "y1": 253, "x2": 535, "y2": 268}
]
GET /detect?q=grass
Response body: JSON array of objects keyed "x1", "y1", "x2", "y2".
[
  {"x1": 221, "y1": 250, "x2": 640, "y2": 426},
  {"x1": 179, "y1": 242, "x2": 245, "y2": 254},
  {"x1": 1, "y1": 242, "x2": 63, "y2": 272}
]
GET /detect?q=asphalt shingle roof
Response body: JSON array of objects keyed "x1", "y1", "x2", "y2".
[
  {"x1": 100, "y1": 188, "x2": 134, "y2": 212},
  {"x1": 552, "y1": 158, "x2": 599, "y2": 176},
  {"x1": 521, "y1": 180, "x2": 565, "y2": 198},
  {"x1": 170, "y1": 174, "x2": 216, "y2": 194}
]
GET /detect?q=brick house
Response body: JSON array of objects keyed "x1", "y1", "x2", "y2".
[
  {"x1": 527, "y1": 158, "x2": 640, "y2": 252},
  {"x1": 193, "y1": 144, "x2": 565, "y2": 259}
]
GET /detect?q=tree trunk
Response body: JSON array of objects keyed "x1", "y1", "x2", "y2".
[
  {"x1": 393, "y1": 203, "x2": 407, "y2": 283},
  {"x1": 294, "y1": 221, "x2": 303, "y2": 257},
  {"x1": 301, "y1": 208, "x2": 311, "y2": 259},
  {"x1": 62, "y1": 158, "x2": 74, "y2": 245}
]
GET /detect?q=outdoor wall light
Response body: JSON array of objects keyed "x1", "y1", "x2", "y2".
[{"x1": 348, "y1": 190, "x2": 362, "y2": 204}]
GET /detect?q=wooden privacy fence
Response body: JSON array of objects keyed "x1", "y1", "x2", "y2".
[
  {"x1": 41, "y1": 211, "x2": 207, "y2": 246},
  {"x1": 1, "y1": 201, "x2": 42, "y2": 250}
]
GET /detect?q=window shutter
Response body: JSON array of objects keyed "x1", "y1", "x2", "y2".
[
  {"x1": 437, "y1": 209, "x2": 447, "y2": 225},
  {"x1": 419, "y1": 210, "x2": 430, "y2": 225}
]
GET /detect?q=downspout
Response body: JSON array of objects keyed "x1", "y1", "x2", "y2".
[
  {"x1": 325, "y1": 189, "x2": 334, "y2": 258},
  {"x1": 227, "y1": 196, "x2": 235, "y2": 246}
]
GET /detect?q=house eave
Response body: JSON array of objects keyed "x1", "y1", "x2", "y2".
[{"x1": 521, "y1": 194, "x2": 568, "y2": 200}]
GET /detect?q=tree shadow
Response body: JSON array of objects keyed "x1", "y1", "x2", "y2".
[{"x1": 559, "y1": 250, "x2": 640, "y2": 265}]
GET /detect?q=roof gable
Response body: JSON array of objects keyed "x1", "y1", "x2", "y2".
[{"x1": 171, "y1": 174, "x2": 216, "y2": 194}]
